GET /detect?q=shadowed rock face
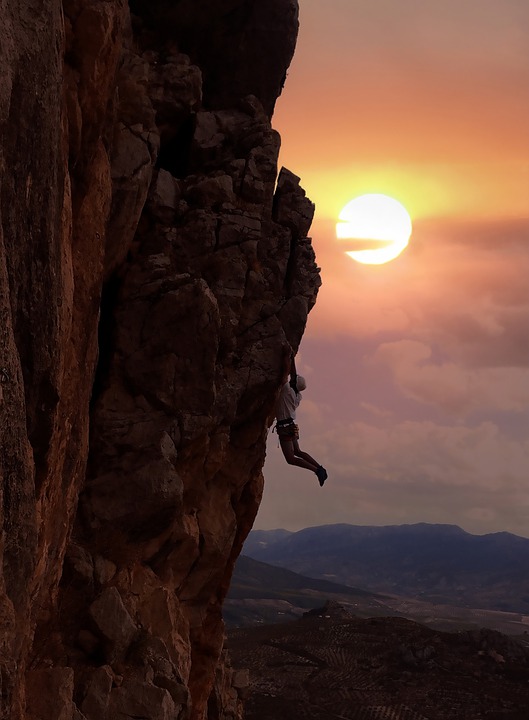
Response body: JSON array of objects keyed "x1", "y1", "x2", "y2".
[{"x1": 0, "y1": 2, "x2": 319, "y2": 719}]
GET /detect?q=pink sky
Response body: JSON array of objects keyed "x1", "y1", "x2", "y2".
[{"x1": 256, "y1": 0, "x2": 529, "y2": 537}]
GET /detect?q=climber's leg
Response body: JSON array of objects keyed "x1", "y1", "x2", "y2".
[{"x1": 279, "y1": 437, "x2": 319, "y2": 472}]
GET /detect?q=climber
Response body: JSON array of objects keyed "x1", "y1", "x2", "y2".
[{"x1": 274, "y1": 351, "x2": 328, "y2": 487}]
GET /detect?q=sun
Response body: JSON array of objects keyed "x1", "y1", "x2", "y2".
[{"x1": 336, "y1": 194, "x2": 412, "y2": 265}]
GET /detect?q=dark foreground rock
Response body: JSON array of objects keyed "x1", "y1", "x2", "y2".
[
  {"x1": 0, "y1": 1, "x2": 318, "y2": 719},
  {"x1": 228, "y1": 608, "x2": 529, "y2": 720}
]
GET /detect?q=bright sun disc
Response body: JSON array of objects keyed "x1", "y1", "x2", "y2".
[{"x1": 336, "y1": 194, "x2": 412, "y2": 265}]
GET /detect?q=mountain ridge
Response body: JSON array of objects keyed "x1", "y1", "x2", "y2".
[{"x1": 244, "y1": 523, "x2": 529, "y2": 612}]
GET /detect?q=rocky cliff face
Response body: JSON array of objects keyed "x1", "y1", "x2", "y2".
[{"x1": 0, "y1": 2, "x2": 320, "y2": 719}]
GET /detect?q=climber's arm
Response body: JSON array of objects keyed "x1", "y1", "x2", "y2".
[{"x1": 289, "y1": 353, "x2": 298, "y2": 393}]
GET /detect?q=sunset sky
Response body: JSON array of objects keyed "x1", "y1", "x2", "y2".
[{"x1": 256, "y1": 0, "x2": 529, "y2": 538}]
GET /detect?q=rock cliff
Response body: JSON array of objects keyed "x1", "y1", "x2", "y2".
[{"x1": 0, "y1": 2, "x2": 320, "y2": 719}]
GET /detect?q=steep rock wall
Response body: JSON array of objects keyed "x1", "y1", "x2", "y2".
[{"x1": 0, "y1": 2, "x2": 320, "y2": 719}]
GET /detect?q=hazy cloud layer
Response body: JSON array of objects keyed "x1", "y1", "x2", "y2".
[
  {"x1": 257, "y1": 215, "x2": 529, "y2": 537},
  {"x1": 257, "y1": 0, "x2": 529, "y2": 538},
  {"x1": 260, "y1": 412, "x2": 529, "y2": 537},
  {"x1": 372, "y1": 340, "x2": 529, "y2": 417}
]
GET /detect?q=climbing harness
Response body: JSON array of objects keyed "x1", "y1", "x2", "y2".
[{"x1": 273, "y1": 417, "x2": 299, "y2": 440}]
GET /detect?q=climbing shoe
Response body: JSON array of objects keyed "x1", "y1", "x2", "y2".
[{"x1": 316, "y1": 466, "x2": 327, "y2": 487}]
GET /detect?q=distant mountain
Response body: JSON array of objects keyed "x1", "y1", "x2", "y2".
[
  {"x1": 242, "y1": 528, "x2": 293, "y2": 556},
  {"x1": 229, "y1": 554, "x2": 375, "y2": 599},
  {"x1": 225, "y1": 553, "x2": 529, "y2": 637},
  {"x1": 243, "y1": 523, "x2": 529, "y2": 613},
  {"x1": 224, "y1": 554, "x2": 389, "y2": 627}
]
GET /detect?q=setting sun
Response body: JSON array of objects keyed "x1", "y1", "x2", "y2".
[{"x1": 336, "y1": 194, "x2": 413, "y2": 265}]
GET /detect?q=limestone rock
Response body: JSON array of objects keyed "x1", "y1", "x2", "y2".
[
  {"x1": 107, "y1": 679, "x2": 176, "y2": 720},
  {"x1": 273, "y1": 167, "x2": 315, "y2": 237},
  {"x1": 80, "y1": 665, "x2": 114, "y2": 720},
  {"x1": 208, "y1": 650, "x2": 245, "y2": 720},
  {"x1": 94, "y1": 555, "x2": 117, "y2": 586},
  {"x1": 148, "y1": 53, "x2": 203, "y2": 139},
  {"x1": 89, "y1": 587, "x2": 137, "y2": 663},
  {"x1": 232, "y1": 668, "x2": 250, "y2": 699},
  {"x1": 26, "y1": 668, "x2": 74, "y2": 720},
  {"x1": 140, "y1": 0, "x2": 300, "y2": 117},
  {"x1": 0, "y1": 1, "x2": 319, "y2": 719},
  {"x1": 65, "y1": 544, "x2": 94, "y2": 587},
  {"x1": 77, "y1": 630, "x2": 100, "y2": 658},
  {"x1": 148, "y1": 170, "x2": 181, "y2": 224},
  {"x1": 128, "y1": 632, "x2": 190, "y2": 706}
]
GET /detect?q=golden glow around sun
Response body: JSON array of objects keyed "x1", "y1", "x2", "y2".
[{"x1": 336, "y1": 194, "x2": 412, "y2": 265}]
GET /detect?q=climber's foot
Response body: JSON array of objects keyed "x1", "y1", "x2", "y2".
[{"x1": 316, "y1": 466, "x2": 328, "y2": 487}]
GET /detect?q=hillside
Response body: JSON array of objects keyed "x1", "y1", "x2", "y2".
[
  {"x1": 245, "y1": 523, "x2": 529, "y2": 612},
  {"x1": 228, "y1": 606, "x2": 529, "y2": 720},
  {"x1": 224, "y1": 555, "x2": 389, "y2": 627},
  {"x1": 229, "y1": 555, "x2": 377, "y2": 599},
  {"x1": 225, "y1": 555, "x2": 529, "y2": 638}
]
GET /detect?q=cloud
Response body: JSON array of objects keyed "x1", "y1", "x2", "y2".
[
  {"x1": 264, "y1": 0, "x2": 529, "y2": 539},
  {"x1": 372, "y1": 339, "x2": 529, "y2": 417},
  {"x1": 425, "y1": 306, "x2": 529, "y2": 369},
  {"x1": 359, "y1": 402, "x2": 393, "y2": 419},
  {"x1": 307, "y1": 217, "x2": 529, "y2": 375},
  {"x1": 268, "y1": 214, "x2": 529, "y2": 535},
  {"x1": 259, "y1": 415, "x2": 529, "y2": 537},
  {"x1": 310, "y1": 418, "x2": 528, "y2": 491}
]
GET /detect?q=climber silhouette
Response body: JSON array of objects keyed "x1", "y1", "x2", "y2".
[{"x1": 274, "y1": 351, "x2": 328, "y2": 486}]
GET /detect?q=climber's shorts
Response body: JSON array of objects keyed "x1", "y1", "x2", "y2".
[{"x1": 275, "y1": 418, "x2": 299, "y2": 440}]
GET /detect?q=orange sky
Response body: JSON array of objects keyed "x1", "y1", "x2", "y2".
[
  {"x1": 256, "y1": 0, "x2": 529, "y2": 538},
  {"x1": 273, "y1": 0, "x2": 529, "y2": 222}
]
